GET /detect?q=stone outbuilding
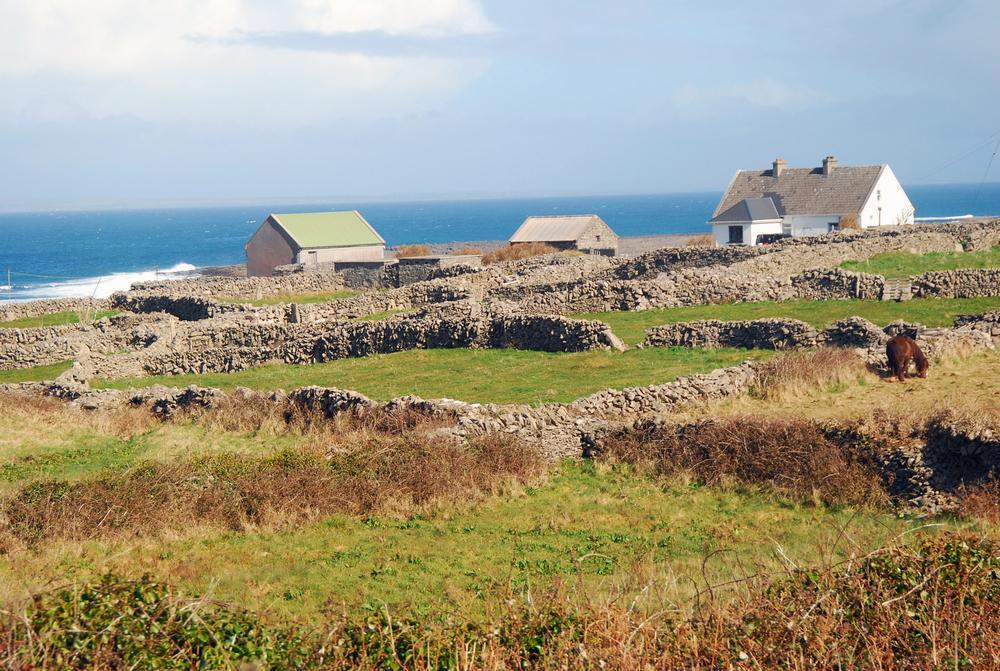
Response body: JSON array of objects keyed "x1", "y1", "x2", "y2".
[
  {"x1": 245, "y1": 210, "x2": 385, "y2": 277},
  {"x1": 709, "y1": 156, "x2": 915, "y2": 247},
  {"x1": 509, "y1": 215, "x2": 618, "y2": 256}
]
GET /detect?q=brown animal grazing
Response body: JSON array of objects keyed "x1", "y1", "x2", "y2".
[{"x1": 886, "y1": 335, "x2": 929, "y2": 382}]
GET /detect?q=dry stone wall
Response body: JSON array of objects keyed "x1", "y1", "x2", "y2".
[
  {"x1": 86, "y1": 313, "x2": 624, "y2": 379},
  {"x1": 910, "y1": 269, "x2": 1000, "y2": 299},
  {"x1": 643, "y1": 319, "x2": 819, "y2": 350},
  {"x1": 109, "y1": 293, "x2": 252, "y2": 321},
  {"x1": 0, "y1": 314, "x2": 174, "y2": 370},
  {"x1": 790, "y1": 268, "x2": 884, "y2": 300},
  {"x1": 130, "y1": 270, "x2": 346, "y2": 300},
  {"x1": 0, "y1": 299, "x2": 109, "y2": 323}
]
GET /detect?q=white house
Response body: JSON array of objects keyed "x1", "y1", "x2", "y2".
[{"x1": 709, "y1": 156, "x2": 915, "y2": 246}]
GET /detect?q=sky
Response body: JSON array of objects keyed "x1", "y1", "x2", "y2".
[{"x1": 2, "y1": 0, "x2": 1000, "y2": 211}]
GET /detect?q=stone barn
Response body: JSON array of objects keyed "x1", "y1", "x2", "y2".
[
  {"x1": 509, "y1": 215, "x2": 618, "y2": 256},
  {"x1": 245, "y1": 210, "x2": 385, "y2": 277}
]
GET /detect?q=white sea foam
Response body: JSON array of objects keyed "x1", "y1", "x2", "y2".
[{"x1": 9, "y1": 263, "x2": 197, "y2": 301}]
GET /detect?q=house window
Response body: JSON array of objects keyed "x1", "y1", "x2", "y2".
[
  {"x1": 828, "y1": 222, "x2": 840, "y2": 233},
  {"x1": 728, "y1": 226, "x2": 744, "y2": 244},
  {"x1": 877, "y1": 189, "x2": 881, "y2": 202}
]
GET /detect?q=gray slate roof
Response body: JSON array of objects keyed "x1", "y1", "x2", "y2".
[
  {"x1": 710, "y1": 197, "x2": 781, "y2": 224},
  {"x1": 712, "y1": 165, "x2": 885, "y2": 219},
  {"x1": 509, "y1": 215, "x2": 613, "y2": 243}
]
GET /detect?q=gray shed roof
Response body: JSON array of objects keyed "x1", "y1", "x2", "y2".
[
  {"x1": 509, "y1": 214, "x2": 612, "y2": 243},
  {"x1": 713, "y1": 164, "x2": 885, "y2": 218},
  {"x1": 710, "y1": 197, "x2": 781, "y2": 224}
]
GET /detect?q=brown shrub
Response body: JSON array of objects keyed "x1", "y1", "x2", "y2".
[
  {"x1": 957, "y1": 480, "x2": 1000, "y2": 522},
  {"x1": 0, "y1": 433, "x2": 544, "y2": 547},
  {"x1": 482, "y1": 242, "x2": 561, "y2": 265},
  {"x1": 687, "y1": 233, "x2": 715, "y2": 247},
  {"x1": 751, "y1": 347, "x2": 868, "y2": 401},
  {"x1": 596, "y1": 415, "x2": 887, "y2": 507},
  {"x1": 839, "y1": 213, "x2": 860, "y2": 230},
  {"x1": 394, "y1": 244, "x2": 432, "y2": 258}
]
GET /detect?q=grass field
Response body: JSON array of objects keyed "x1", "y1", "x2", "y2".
[
  {"x1": 216, "y1": 290, "x2": 358, "y2": 306},
  {"x1": 0, "y1": 310, "x2": 118, "y2": 329},
  {"x1": 0, "y1": 452, "x2": 970, "y2": 623},
  {"x1": 574, "y1": 296, "x2": 1000, "y2": 344},
  {"x1": 93, "y1": 346, "x2": 771, "y2": 404},
  {"x1": 0, "y1": 360, "x2": 72, "y2": 385},
  {"x1": 840, "y1": 244, "x2": 1000, "y2": 278}
]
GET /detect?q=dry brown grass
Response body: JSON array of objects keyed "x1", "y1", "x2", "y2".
[
  {"x1": 482, "y1": 242, "x2": 561, "y2": 265},
  {"x1": 394, "y1": 244, "x2": 432, "y2": 258},
  {"x1": 0, "y1": 392, "x2": 156, "y2": 444},
  {"x1": 750, "y1": 347, "x2": 870, "y2": 401},
  {"x1": 0, "y1": 431, "x2": 544, "y2": 549},
  {"x1": 450, "y1": 246, "x2": 483, "y2": 255},
  {"x1": 958, "y1": 480, "x2": 1000, "y2": 522},
  {"x1": 687, "y1": 233, "x2": 715, "y2": 247},
  {"x1": 597, "y1": 415, "x2": 888, "y2": 507}
]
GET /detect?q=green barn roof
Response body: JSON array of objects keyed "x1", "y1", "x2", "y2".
[{"x1": 270, "y1": 211, "x2": 385, "y2": 249}]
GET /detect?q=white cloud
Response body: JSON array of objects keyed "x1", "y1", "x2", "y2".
[
  {"x1": 0, "y1": 0, "x2": 494, "y2": 124},
  {"x1": 672, "y1": 79, "x2": 830, "y2": 113}
]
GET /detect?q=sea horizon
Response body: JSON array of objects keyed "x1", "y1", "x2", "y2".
[{"x1": 2, "y1": 181, "x2": 1000, "y2": 302}]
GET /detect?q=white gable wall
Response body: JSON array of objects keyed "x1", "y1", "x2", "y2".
[
  {"x1": 296, "y1": 244, "x2": 385, "y2": 266},
  {"x1": 712, "y1": 220, "x2": 782, "y2": 246},
  {"x1": 858, "y1": 166, "x2": 914, "y2": 228}
]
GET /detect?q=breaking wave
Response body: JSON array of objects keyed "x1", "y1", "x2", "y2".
[{"x1": 3, "y1": 263, "x2": 197, "y2": 301}]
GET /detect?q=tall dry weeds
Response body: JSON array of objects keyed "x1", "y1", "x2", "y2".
[
  {"x1": 751, "y1": 347, "x2": 869, "y2": 401},
  {"x1": 597, "y1": 415, "x2": 888, "y2": 507}
]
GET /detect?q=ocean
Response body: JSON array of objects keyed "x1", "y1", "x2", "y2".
[{"x1": 1, "y1": 183, "x2": 999, "y2": 301}]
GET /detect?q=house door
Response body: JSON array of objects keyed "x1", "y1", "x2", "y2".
[
  {"x1": 727, "y1": 226, "x2": 744, "y2": 245},
  {"x1": 306, "y1": 250, "x2": 318, "y2": 265}
]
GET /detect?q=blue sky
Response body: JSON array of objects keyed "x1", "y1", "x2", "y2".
[{"x1": 2, "y1": 0, "x2": 999, "y2": 210}]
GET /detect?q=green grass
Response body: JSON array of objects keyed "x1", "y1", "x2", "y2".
[
  {"x1": 92, "y1": 346, "x2": 772, "y2": 404},
  {"x1": 0, "y1": 462, "x2": 975, "y2": 623},
  {"x1": 840, "y1": 245, "x2": 1000, "y2": 278},
  {"x1": 217, "y1": 290, "x2": 358, "y2": 306},
  {"x1": 574, "y1": 297, "x2": 1000, "y2": 345},
  {"x1": 0, "y1": 422, "x2": 299, "y2": 492},
  {"x1": 0, "y1": 310, "x2": 118, "y2": 329},
  {"x1": 0, "y1": 360, "x2": 73, "y2": 384},
  {"x1": 358, "y1": 308, "x2": 413, "y2": 321}
]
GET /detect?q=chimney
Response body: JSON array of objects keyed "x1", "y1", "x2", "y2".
[
  {"x1": 772, "y1": 158, "x2": 787, "y2": 177},
  {"x1": 822, "y1": 155, "x2": 837, "y2": 176}
]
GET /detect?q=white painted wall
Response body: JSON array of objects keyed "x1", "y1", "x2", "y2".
[
  {"x1": 786, "y1": 215, "x2": 840, "y2": 237},
  {"x1": 297, "y1": 244, "x2": 385, "y2": 265},
  {"x1": 712, "y1": 220, "x2": 782, "y2": 246},
  {"x1": 858, "y1": 166, "x2": 914, "y2": 228}
]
